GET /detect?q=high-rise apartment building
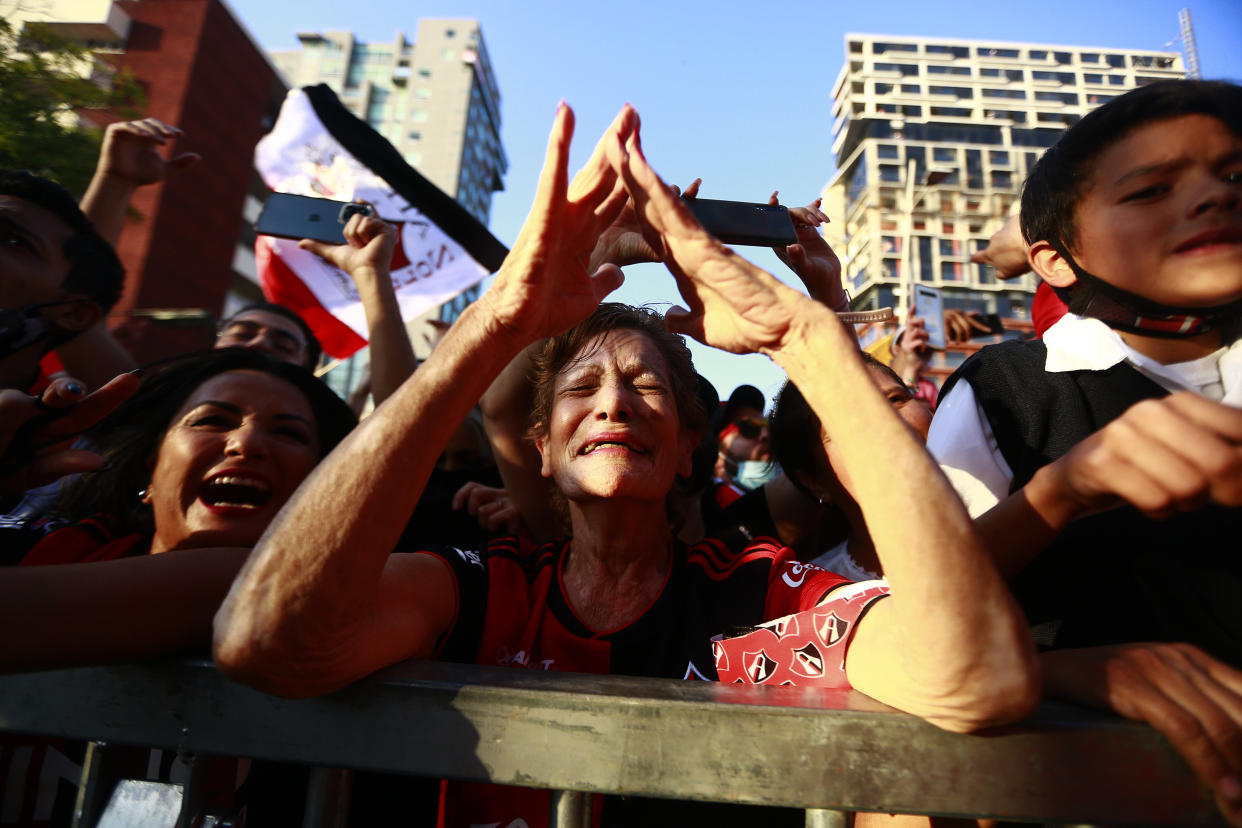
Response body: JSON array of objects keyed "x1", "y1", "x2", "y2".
[
  {"x1": 269, "y1": 21, "x2": 506, "y2": 398},
  {"x1": 823, "y1": 34, "x2": 1185, "y2": 322},
  {"x1": 269, "y1": 21, "x2": 506, "y2": 230}
]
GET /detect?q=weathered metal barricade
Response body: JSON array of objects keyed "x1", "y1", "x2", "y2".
[{"x1": 0, "y1": 658, "x2": 1223, "y2": 827}]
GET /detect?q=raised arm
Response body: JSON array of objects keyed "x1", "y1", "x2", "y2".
[
  {"x1": 61, "y1": 120, "x2": 199, "y2": 387},
  {"x1": 299, "y1": 211, "x2": 416, "y2": 405},
  {"x1": 79, "y1": 119, "x2": 201, "y2": 246},
  {"x1": 213, "y1": 103, "x2": 634, "y2": 697},
  {"x1": 615, "y1": 127, "x2": 1039, "y2": 732}
]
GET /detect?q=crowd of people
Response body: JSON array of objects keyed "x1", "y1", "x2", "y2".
[{"x1": 0, "y1": 78, "x2": 1240, "y2": 827}]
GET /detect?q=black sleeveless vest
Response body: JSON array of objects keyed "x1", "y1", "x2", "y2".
[{"x1": 942, "y1": 340, "x2": 1242, "y2": 663}]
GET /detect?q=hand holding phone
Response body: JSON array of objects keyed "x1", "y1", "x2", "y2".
[
  {"x1": 683, "y1": 197, "x2": 797, "y2": 248},
  {"x1": 254, "y1": 193, "x2": 377, "y2": 245}
]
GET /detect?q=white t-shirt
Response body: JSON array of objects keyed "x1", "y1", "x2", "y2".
[{"x1": 928, "y1": 314, "x2": 1242, "y2": 517}]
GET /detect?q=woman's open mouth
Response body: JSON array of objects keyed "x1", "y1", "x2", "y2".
[{"x1": 199, "y1": 474, "x2": 274, "y2": 510}]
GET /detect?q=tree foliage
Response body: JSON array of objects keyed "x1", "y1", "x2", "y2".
[{"x1": 0, "y1": 16, "x2": 144, "y2": 196}]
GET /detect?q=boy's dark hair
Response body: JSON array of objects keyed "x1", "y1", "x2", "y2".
[
  {"x1": 220, "y1": 302, "x2": 323, "y2": 370},
  {"x1": 0, "y1": 170, "x2": 124, "y2": 312},
  {"x1": 54, "y1": 348, "x2": 356, "y2": 539}
]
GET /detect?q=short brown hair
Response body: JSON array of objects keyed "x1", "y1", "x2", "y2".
[
  {"x1": 529, "y1": 303, "x2": 707, "y2": 442},
  {"x1": 527, "y1": 304, "x2": 707, "y2": 533}
]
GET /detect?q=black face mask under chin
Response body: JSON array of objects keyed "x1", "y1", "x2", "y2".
[
  {"x1": 0, "y1": 301, "x2": 79, "y2": 361},
  {"x1": 1051, "y1": 242, "x2": 1242, "y2": 340}
]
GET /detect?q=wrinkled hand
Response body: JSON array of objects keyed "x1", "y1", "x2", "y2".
[
  {"x1": 970, "y1": 214, "x2": 1029, "y2": 280},
  {"x1": 1035, "y1": 392, "x2": 1242, "y2": 521},
  {"x1": 1044, "y1": 643, "x2": 1242, "y2": 825},
  {"x1": 452, "y1": 481, "x2": 525, "y2": 536},
  {"x1": 0, "y1": 373, "x2": 139, "y2": 495},
  {"x1": 479, "y1": 104, "x2": 634, "y2": 344},
  {"x1": 589, "y1": 178, "x2": 701, "y2": 271},
  {"x1": 943, "y1": 308, "x2": 993, "y2": 343},
  {"x1": 768, "y1": 194, "x2": 845, "y2": 309},
  {"x1": 299, "y1": 210, "x2": 397, "y2": 283},
  {"x1": 611, "y1": 126, "x2": 807, "y2": 356},
  {"x1": 96, "y1": 119, "x2": 200, "y2": 187}
]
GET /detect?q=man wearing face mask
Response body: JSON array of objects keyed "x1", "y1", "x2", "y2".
[
  {"x1": 0, "y1": 171, "x2": 130, "y2": 534},
  {"x1": 0, "y1": 171, "x2": 123, "y2": 393}
]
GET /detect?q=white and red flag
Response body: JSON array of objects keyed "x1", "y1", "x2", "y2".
[{"x1": 254, "y1": 85, "x2": 507, "y2": 358}]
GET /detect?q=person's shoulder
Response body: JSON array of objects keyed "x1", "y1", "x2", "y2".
[
  {"x1": 940, "y1": 338, "x2": 1049, "y2": 406},
  {"x1": 686, "y1": 534, "x2": 788, "y2": 580},
  {"x1": 478, "y1": 535, "x2": 560, "y2": 583}
]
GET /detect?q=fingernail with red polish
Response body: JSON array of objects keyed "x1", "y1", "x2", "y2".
[{"x1": 1219, "y1": 776, "x2": 1242, "y2": 802}]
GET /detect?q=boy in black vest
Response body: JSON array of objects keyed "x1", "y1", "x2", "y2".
[{"x1": 927, "y1": 79, "x2": 1242, "y2": 823}]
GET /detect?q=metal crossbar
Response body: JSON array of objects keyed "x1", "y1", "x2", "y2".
[{"x1": 0, "y1": 658, "x2": 1223, "y2": 826}]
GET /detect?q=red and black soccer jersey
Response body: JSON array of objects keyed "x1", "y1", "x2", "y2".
[{"x1": 415, "y1": 534, "x2": 888, "y2": 828}]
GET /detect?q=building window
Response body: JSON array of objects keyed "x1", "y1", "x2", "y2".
[
  {"x1": 1081, "y1": 52, "x2": 1100, "y2": 63},
  {"x1": 1105, "y1": 54, "x2": 1125, "y2": 68},
  {"x1": 445, "y1": 28, "x2": 456, "y2": 37},
  {"x1": 989, "y1": 150, "x2": 1010, "y2": 165},
  {"x1": 931, "y1": 106, "x2": 971, "y2": 117},
  {"x1": 1054, "y1": 51, "x2": 1072, "y2": 64},
  {"x1": 877, "y1": 144, "x2": 899, "y2": 159},
  {"x1": 929, "y1": 85, "x2": 972, "y2": 98},
  {"x1": 941, "y1": 261, "x2": 964, "y2": 281},
  {"x1": 875, "y1": 82, "x2": 893, "y2": 94},
  {"x1": 879, "y1": 164, "x2": 902, "y2": 183},
  {"x1": 1108, "y1": 74, "x2": 1127, "y2": 85},
  {"x1": 1084, "y1": 73, "x2": 1103, "y2": 84},
  {"x1": 934, "y1": 147, "x2": 956, "y2": 163},
  {"x1": 992, "y1": 171, "x2": 1013, "y2": 188},
  {"x1": 982, "y1": 88, "x2": 1026, "y2": 99},
  {"x1": 874, "y1": 62, "x2": 919, "y2": 76},
  {"x1": 1035, "y1": 90, "x2": 1078, "y2": 104},
  {"x1": 1029, "y1": 49, "x2": 1047, "y2": 60},
  {"x1": 849, "y1": 40, "x2": 863, "y2": 53},
  {"x1": 900, "y1": 83, "x2": 921, "y2": 94},
  {"x1": 928, "y1": 65, "x2": 971, "y2": 76},
  {"x1": 977, "y1": 47, "x2": 1019, "y2": 58},
  {"x1": 918, "y1": 237, "x2": 934, "y2": 281},
  {"x1": 925, "y1": 44, "x2": 969, "y2": 58},
  {"x1": 873, "y1": 42, "x2": 917, "y2": 54}
]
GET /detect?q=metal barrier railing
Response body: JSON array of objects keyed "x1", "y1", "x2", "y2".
[{"x1": 0, "y1": 658, "x2": 1223, "y2": 827}]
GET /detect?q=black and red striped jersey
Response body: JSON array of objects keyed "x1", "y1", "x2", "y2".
[{"x1": 417, "y1": 534, "x2": 879, "y2": 828}]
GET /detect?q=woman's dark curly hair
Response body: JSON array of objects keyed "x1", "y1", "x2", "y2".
[{"x1": 54, "y1": 348, "x2": 357, "y2": 539}]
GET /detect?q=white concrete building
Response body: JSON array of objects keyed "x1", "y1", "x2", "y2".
[{"x1": 823, "y1": 34, "x2": 1185, "y2": 320}]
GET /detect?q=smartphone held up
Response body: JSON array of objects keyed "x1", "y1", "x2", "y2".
[{"x1": 254, "y1": 193, "x2": 376, "y2": 245}]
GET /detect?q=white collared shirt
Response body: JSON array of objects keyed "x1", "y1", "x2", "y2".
[{"x1": 928, "y1": 314, "x2": 1242, "y2": 516}]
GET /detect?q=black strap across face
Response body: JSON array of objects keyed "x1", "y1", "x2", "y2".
[
  {"x1": 0, "y1": 300, "x2": 80, "y2": 358},
  {"x1": 1051, "y1": 241, "x2": 1242, "y2": 339}
]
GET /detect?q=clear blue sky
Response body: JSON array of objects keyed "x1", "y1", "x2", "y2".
[{"x1": 230, "y1": 0, "x2": 1242, "y2": 406}]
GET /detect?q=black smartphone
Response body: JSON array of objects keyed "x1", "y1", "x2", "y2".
[
  {"x1": 254, "y1": 193, "x2": 375, "y2": 245},
  {"x1": 683, "y1": 198, "x2": 798, "y2": 247},
  {"x1": 970, "y1": 313, "x2": 1006, "y2": 338}
]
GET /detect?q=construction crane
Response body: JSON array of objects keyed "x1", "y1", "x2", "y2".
[{"x1": 1179, "y1": 7, "x2": 1201, "y2": 78}]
